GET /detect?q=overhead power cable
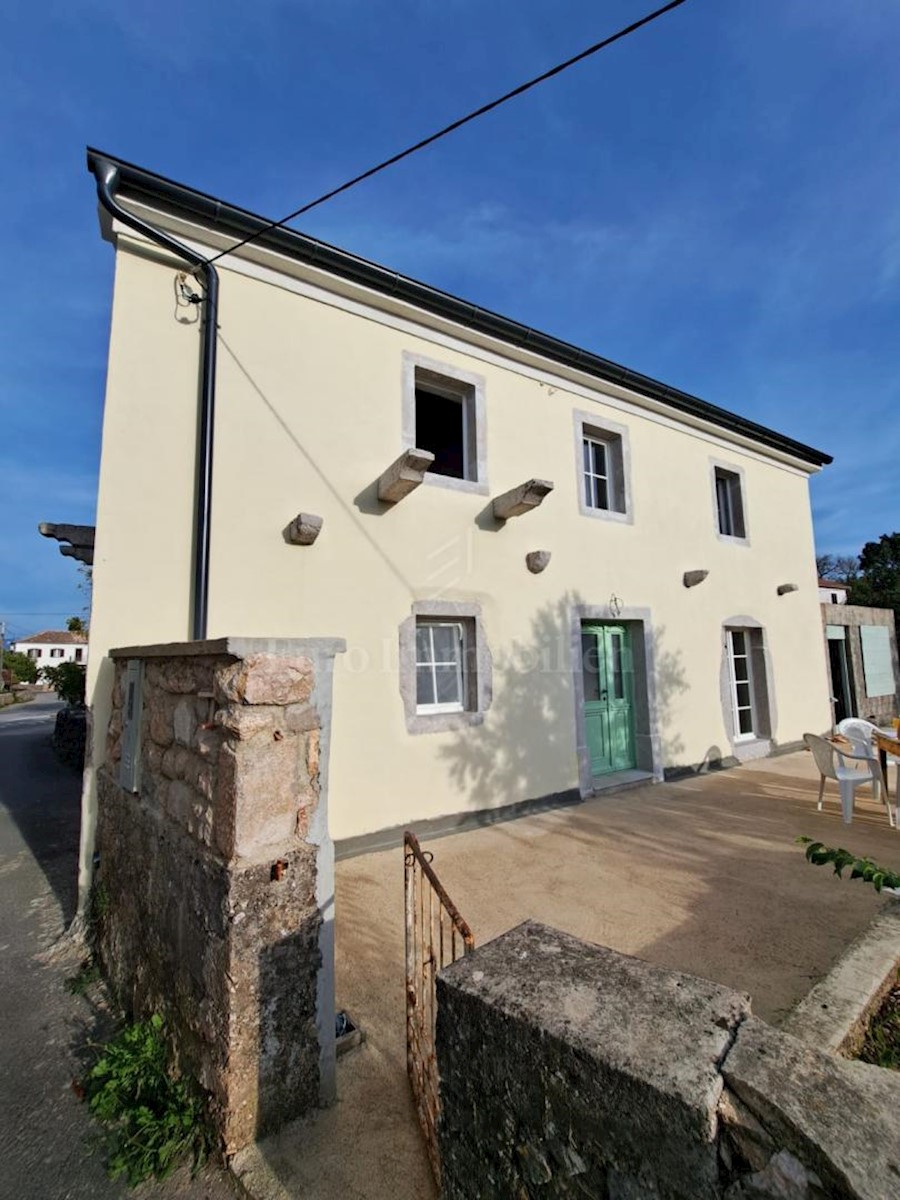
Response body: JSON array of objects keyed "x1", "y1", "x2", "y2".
[{"x1": 206, "y1": 0, "x2": 691, "y2": 266}]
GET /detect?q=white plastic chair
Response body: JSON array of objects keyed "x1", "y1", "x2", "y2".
[
  {"x1": 837, "y1": 718, "x2": 897, "y2": 828},
  {"x1": 803, "y1": 732, "x2": 883, "y2": 825}
]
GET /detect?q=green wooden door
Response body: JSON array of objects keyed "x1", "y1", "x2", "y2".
[{"x1": 581, "y1": 623, "x2": 636, "y2": 777}]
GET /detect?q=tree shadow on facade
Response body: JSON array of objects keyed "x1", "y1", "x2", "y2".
[
  {"x1": 436, "y1": 598, "x2": 692, "y2": 810},
  {"x1": 437, "y1": 594, "x2": 582, "y2": 813}
]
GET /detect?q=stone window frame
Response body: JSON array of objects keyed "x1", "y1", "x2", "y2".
[
  {"x1": 573, "y1": 409, "x2": 633, "y2": 524},
  {"x1": 709, "y1": 457, "x2": 750, "y2": 546},
  {"x1": 402, "y1": 351, "x2": 488, "y2": 496},
  {"x1": 719, "y1": 617, "x2": 775, "y2": 762},
  {"x1": 399, "y1": 600, "x2": 492, "y2": 735}
]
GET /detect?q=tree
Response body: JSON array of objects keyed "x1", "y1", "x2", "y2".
[
  {"x1": 816, "y1": 553, "x2": 859, "y2": 582},
  {"x1": 2, "y1": 650, "x2": 38, "y2": 685},
  {"x1": 41, "y1": 661, "x2": 86, "y2": 707},
  {"x1": 66, "y1": 616, "x2": 86, "y2": 634},
  {"x1": 850, "y1": 533, "x2": 900, "y2": 626}
]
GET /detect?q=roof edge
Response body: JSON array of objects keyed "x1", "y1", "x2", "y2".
[{"x1": 85, "y1": 147, "x2": 832, "y2": 469}]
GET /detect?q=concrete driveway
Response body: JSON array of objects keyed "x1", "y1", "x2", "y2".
[{"x1": 256, "y1": 748, "x2": 900, "y2": 1199}]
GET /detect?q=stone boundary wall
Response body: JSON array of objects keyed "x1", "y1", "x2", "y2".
[
  {"x1": 436, "y1": 921, "x2": 900, "y2": 1200},
  {"x1": 94, "y1": 636, "x2": 343, "y2": 1154}
]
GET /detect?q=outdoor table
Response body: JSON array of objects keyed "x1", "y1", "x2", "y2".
[{"x1": 874, "y1": 729, "x2": 900, "y2": 802}]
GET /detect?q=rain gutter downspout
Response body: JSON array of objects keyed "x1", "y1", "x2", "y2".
[{"x1": 89, "y1": 153, "x2": 218, "y2": 641}]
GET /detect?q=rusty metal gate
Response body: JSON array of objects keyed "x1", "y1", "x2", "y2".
[{"x1": 404, "y1": 830, "x2": 474, "y2": 1185}]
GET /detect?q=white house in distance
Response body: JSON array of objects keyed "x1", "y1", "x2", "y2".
[
  {"x1": 80, "y1": 148, "x2": 835, "y2": 881},
  {"x1": 818, "y1": 579, "x2": 848, "y2": 605},
  {"x1": 13, "y1": 630, "x2": 88, "y2": 667}
]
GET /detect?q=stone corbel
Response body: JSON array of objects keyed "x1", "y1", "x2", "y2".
[
  {"x1": 683, "y1": 570, "x2": 709, "y2": 589},
  {"x1": 38, "y1": 522, "x2": 95, "y2": 566},
  {"x1": 377, "y1": 448, "x2": 435, "y2": 503},
  {"x1": 285, "y1": 513, "x2": 323, "y2": 546},
  {"x1": 526, "y1": 551, "x2": 551, "y2": 574},
  {"x1": 777, "y1": 583, "x2": 799, "y2": 596},
  {"x1": 492, "y1": 479, "x2": 554, "y2": 521}
]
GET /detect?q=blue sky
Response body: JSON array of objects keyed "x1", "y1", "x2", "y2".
[{"x1": 1, "y1": 0, "x2": 898, "y2": 642}]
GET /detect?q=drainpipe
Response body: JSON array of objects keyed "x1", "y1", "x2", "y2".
[{"x1": 88, "y1": 154, "x2": 218, "y2": 642}]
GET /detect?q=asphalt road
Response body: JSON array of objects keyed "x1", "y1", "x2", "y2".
[{"x1": 0, "y1": 694, "x2": 242, "y2": 1200}]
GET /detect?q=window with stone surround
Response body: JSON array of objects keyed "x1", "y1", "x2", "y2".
[
  {"x1": 399, "y1": 602, "x2": 492, "y2": 734},
  {"x1": 574, "y1": 411, "x2": 632, "y2": 523},
  {"x1": 402, "y1": 352, "x2": 487, "y2": 494}
]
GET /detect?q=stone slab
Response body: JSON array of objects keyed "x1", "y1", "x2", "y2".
[
  {"x1": 723, "y1": 1016, "x2": 900, "y2": 1199},
  {"x1": 438, "y1": 920, "x2": 750, "y2": 1200}
]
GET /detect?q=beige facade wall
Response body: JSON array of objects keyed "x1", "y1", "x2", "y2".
[{"x1": 86, "y1": 222, "x2": 832, "y2": 854}]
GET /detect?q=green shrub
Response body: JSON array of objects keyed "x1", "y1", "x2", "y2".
[
  {"x1": 83, "y1": 1014, "x2": 211, "y2": 1185},
  {"x1": 41, "y1": 661, "x2": 86, "y2": 706},
  {"x1": 2, "y1": 649, "x2": 38, "y2": 684}
]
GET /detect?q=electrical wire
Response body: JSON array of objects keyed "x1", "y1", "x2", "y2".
[{"x1": 205, "y1": 0, "x2": 691, "y2": 266}]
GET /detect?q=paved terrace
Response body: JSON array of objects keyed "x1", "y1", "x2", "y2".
[{"x1": 251, "y1": 750, "x2": 899, "y2": 1200}]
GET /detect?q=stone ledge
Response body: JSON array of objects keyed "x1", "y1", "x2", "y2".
[
  {"x1": 780, "y1": 900, "x2": 900, "y2": 1057},
  {"x1": 110, "y1": 636, "x2": 346, "y2": 660},
  {"x1": 723, "y1": 1016, "x2": 900, "y2": 1199}
]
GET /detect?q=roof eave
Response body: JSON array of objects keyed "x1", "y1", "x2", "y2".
[{"x1": 85, "y1": 147, "x2": 833, "y2": 470}]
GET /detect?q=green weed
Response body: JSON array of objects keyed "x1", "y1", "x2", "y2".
[
  {"x1": 859, "y1": 978, "x2": 900, "y2": 1071},
  {"x1": 82, "y1": 1014, "x2": 211, "y2": 1186},
  {"x1": 65, "y1": 960, "x2": 101, "y2": 996}
]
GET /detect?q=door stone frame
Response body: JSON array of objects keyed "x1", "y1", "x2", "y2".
[{"x1": 570, "y1": 605, "x2": 663, "y2": 797}]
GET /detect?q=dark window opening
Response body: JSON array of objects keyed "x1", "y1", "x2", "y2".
[
  {"x1": 715, "y1": 468, "x2": 746, "y2": 538},
  {"x1": 415, "y1": 387, "x2": 467, "y2": 479}
]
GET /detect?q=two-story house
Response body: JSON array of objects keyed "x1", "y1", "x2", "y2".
[
  {"x1": 81, "y1": 149, "x2": 833, "y2": 876},
  {"x1": 13, "y1": 630, "x2": 88, "y2": 669}
]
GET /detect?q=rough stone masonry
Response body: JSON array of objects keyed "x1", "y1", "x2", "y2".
[
  {"x1": 436, "y1": 921, "x2": 900, "y2": 1200},
  {"x1": 93, "y1": 636, "x2": 343, "y2": 1154}
]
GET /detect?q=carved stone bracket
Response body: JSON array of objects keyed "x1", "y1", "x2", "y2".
[
  {"x1": 39, "y1": 522, "x2": 95, "y2": 566},
  {"x1": 777, "y1": 583, "x2": 799, "y2": 596},
  {"x1": 492, "y1": 479, "x2": 554, "y2": 521},
  {"x1": 683, "y1": 570, "x2": 709, "y2": 589},
  {"x1": 285, "y1": 513, "x2": 323, "y2": 546},
  {"x1": 526, "y1": 550, "x2": 552, "y2": 574},
  {"x1": 377, "y1": 448, "x2": 435, "y2": 503}
]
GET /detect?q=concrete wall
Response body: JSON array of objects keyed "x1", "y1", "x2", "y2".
[
  {"x1": 93, "y1": 637, "x2": 342, "y2": 1153},
  {"x1": 437, "y1": 922, "x2": 900, "y2": 1200},
  {"x1": 821, "y1": 603, "x2": 900, "y2": 725},
  {"x1": 84, "y1": 213, "x2": 831, "y2": 859}
]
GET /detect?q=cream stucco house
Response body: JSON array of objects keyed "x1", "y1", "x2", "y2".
[{"x1": 80, "y1": 148, "x2": 833, "y2": 890}]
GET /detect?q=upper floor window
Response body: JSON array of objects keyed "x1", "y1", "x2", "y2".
[
  {"x1": 50, "y1": 648, "x2": 65, "y2": 658},
  {"x1": 29, "y1": 648, "x2": 41, "y2": 659},
  {"x1": 415, "y1": 373, "x2": 475, "y2": 481},
  {"x1": 713, "y1": 465, "x2": 747, "y2": 541},
  {"x1": 74, "y1": 648, "x2": 84, "y2": 662},
  {"x1": 575, "y1": 412, "x2": 631, "y2": 522},
  {"x1": 402, "y1": 353, "x2": 487, "y2": 493}
]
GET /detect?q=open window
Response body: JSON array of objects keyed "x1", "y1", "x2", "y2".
[
  {"x1": 415, "y1": 619, "x2": 473, "y2": 714},
  {"x1": 713, "y1": 466, "x2": 746, "y2": 540},
  {"x1": 399, "y1": 601, "x2": 492, "y2": 734},
  {"x1": 402, "y1": 354, "x2": 486, "y2": 492},
  {"x1": 574, "y1": 412, "x2": 631, "y2": 521}
]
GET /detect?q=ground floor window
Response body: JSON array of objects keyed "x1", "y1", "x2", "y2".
[
  {"x1": 400, "y1": 602, "x2": 491, "y2": 735},
  {"x1": 727, "y1": 629, "x2": 755, "y2": 739},
  {"x1": 416, "y1": 620, "x2": 469, "y2": 714}
]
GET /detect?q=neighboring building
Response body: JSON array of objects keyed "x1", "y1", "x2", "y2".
[
  {"x1": 817, "y1": 579, "x2": 848, "y2": 605},
  {"x1": 12, "y1": 630, "x2": 88, "y2": 668},
  {"x1": 80, "y1": 150, "x2": 835, "y2": 878},
  {"x1": 820, "y1": 600, "x2": 900, "y2": 727}
]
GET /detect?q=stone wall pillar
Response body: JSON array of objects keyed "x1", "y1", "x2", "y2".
[{"x1": 94, "y1": 636, "x2": 344, "y2": 1153}]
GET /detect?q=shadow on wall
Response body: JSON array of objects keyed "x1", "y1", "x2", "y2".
[
  {"x1": 438, "y1": 594, "x2": 581, "y2": 811},
  {"x1": 436, "y1": 596, "x2": 691, "y2": 808},
  {"x1": 650, "y1": 624, "x2": 689, "y2": 768}
]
